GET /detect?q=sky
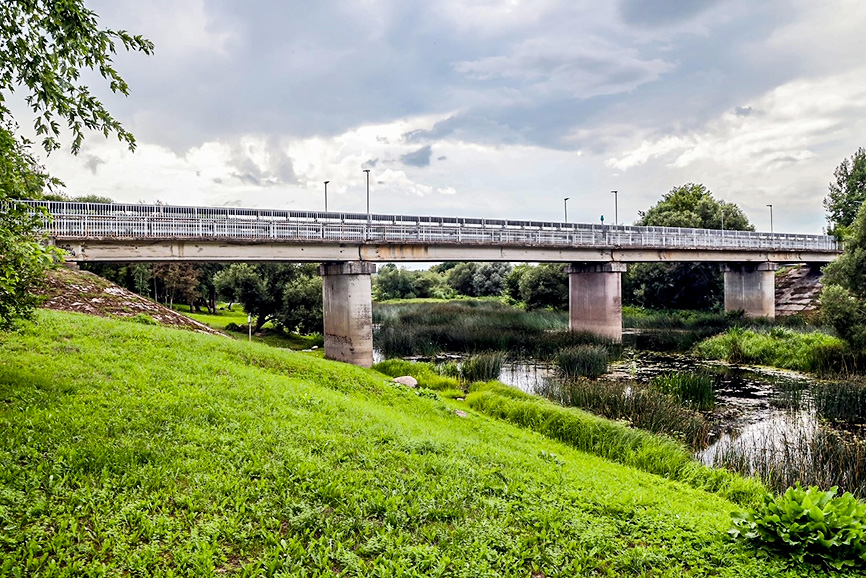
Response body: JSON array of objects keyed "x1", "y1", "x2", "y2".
[{"x1": 32, "y1": 0, "x2": 866, "y2": 233}]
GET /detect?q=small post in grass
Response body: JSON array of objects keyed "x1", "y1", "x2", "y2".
[{"x1": 247, "y1": 313, "x2": 252, "y2": 342}]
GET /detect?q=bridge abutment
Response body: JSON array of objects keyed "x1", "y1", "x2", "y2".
[
  {"x1": 319, "y1": 262, "x2": 376, "y2": 367},
  {"x1": 566, "y1": 262, "x2": 627, "y2": 342},
  {"x1": 723, "y1": 263, "x2": 778, "y2": 319}
]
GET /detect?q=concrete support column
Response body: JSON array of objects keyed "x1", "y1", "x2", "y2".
[
  {"x1": 723, "y1": 262, "x2": 778, "y2": 319},
  {"x1": 566, "y1": 262, "x2": 627, "y2": 342},
  {"x1": 318, "y1": 261, "x2": 376, "y2": 367}
]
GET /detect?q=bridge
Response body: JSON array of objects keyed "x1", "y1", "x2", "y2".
[{"x1": 27, "y1": 200, "x2": 841, "y2": 367}]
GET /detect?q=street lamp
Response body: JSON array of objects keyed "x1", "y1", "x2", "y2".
[
  {"x1": 767, "y1": 204, "x2": 773, "y2": 234},
  {"x1": 363, "y1": 169, "x2": 371, "y2": 221},
  {"x1": 323, "y1": 180, "x2": 329, "y2": 212},
  {"x1": 611, "y1": 190, "x2": 618, "y2": 226},
  {"x1": 563, "y1": 197, "x2": 570, "y2": 223}
]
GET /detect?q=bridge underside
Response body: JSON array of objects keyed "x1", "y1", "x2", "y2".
[{"x1": 55, "y1": 238, "x2": 836, "y2": 265}]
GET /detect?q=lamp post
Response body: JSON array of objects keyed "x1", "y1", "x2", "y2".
[
  {"x1": 611, "y1": 190, "x2": 618, "y2": 226},
  {"x1": 363, "y1": 169, "x2": 371, "y2": 221},
  {"x1": 767, "y1": 204, "x2": 773, "y2": 234},
  {"x1": 563, "y1": 197, "x2": 570, "y2": 222},
  {"x1": 323, "y1": 180, "x2": 329, "y2": 212}
]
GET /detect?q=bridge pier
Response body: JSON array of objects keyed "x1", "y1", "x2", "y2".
[
  {"x1": 723, "y1": 263, "x2": 778, "y2": 319},
  {"x1": 566, "y1": 263, "x2": 627, "y2": 342},
  {"x1": 319, "y1": 262, "x2": 376, "y2": 367}
]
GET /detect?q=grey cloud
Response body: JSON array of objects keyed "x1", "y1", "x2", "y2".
[
  {"x1": 437, "y1": 156, "x2": 447, "y2": 161},
  {"x1": 400, "y1": 145, "x2": 432, "y2": 167},
  {"x1": 618, "y1": 0, "x2": 723, "y2": 26},
  {"x1": 226, "y1": 139, "x2": 297, "y2": 187},
  {"x1": 84, "y1": 155, "x2": 106, "y2": 174},
  {"x1": 363, "y1": 158, "x2": 379, "y2": 168},
  {"x1": 735, "y1": 106, "x2": 753, "y2": 116}
]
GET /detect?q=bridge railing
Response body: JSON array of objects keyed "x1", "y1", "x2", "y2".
[{"x1": 21, "y1": 200, "x2": 840, "y2": 252}]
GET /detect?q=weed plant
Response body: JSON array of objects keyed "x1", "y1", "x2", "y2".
[
  {"x1": 460, "y1": 352, "x2": 504, "y2": 383},
  {"x1": 709, "y1": 423, "x2": 866, "y2": 498},
  {"x1": 813, "y1": 379, "x2": 866, "y2": 424},
  {"x1": 555, "y1": 345, "x2": 609, "y2": 378},
  {"x1": 650, "y1": 372, "x2": 716, "y2": 411},
  {"x1": 730, "y1": 483, "x2": 866, "y2": 570},
  {"x1": 538, "y1": 378, "x2": 712, "y2": 448},
  {"x1": 0, "y1": 310, "x2": 807, "y2": 576},
  {"x1": 695, "y1": 327, "x2": 853, "y2": 374}
]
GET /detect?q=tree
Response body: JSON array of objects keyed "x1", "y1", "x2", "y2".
[
  {"x1": 374, "y1": 264, "x2": 417, "y2": 300},
  {"x1": 821, "y1": 201, "x2": 866, "y2": 351},
  {"x1": 0, "y1": 2, "x2": 151, "y2": 327},
  {"x1": 152, "y1": 263, "x2": 200, "y2": 309},
  {"x1": 278, "y1": 275, "x2": 323, "y2": 334},
  {"x1": 824, "y1": 147, "x2": 866, "y2": 240},
  {"x1": 214, "y1": 263, "x2": 320, "y2": 333},
  {"x1": 518, "y1": 264, "x2": 568, "y2": 310},
  {"x1": 626, "y1": 183, "x2": 753, "y2": 310},
  {"x1": 446, "y1": 262, "x2": 512, "y2": 297}
]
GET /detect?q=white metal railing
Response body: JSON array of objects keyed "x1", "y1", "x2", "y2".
[{"x1": 22, "y1": 200, "x2": 841, "y2": 253}]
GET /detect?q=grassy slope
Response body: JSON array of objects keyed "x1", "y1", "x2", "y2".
[{"x1": 0, "y1": 311, "x2": 840, "y2": 577}]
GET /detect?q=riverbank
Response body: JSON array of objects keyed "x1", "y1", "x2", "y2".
[{"x1": 0, "y1": 310, "x2": 846, "y2": 575}]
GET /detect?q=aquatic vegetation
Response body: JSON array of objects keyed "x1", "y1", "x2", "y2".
[
  {"x1": 555, "y1": 345, "x2": 609, "y2": 378},
  {"x1": 460, "y1": 351, "x2": 504, "y2": 383},
  {"x1": 813, "y1": 378, "x2": 866, "y2": 424},
  {"x1": 649, "y1": 371, "x2": 715, "y2": 411}
]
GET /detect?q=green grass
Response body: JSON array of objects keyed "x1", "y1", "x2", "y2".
[
  {"x1": 694, "y1": 327, "x2": 851, "y2": 374},
  {"x1": 176, "y1": 305, "x2": 323, "y2": 350},
  {"x1": 0, "y1": 310, "x2": 855, "y2": 576},
  {"x1": 556, "y1": 345, "x2": 610, "y2": 378},
  {"x1": 649, "y1": 372, "x2": 716, "y2": 411}
]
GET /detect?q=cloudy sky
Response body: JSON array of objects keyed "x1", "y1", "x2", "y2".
[{"x1": 35, "y1": 0, "x2": 866, "y2": 233}]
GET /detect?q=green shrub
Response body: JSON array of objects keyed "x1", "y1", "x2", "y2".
[
  {"x1": 649, "y1": 372, "x2": 715, "y2": 411},
  {"x1": 556, "y1": 345, "x2": 609, "y2": 378},
  {"x1": 730, "y1": 483, "x2": 866, "y2": 570},
  {"x1": 130, "y1": 313, "x2": 159, "y2": 326},
  {"x1": 225, "y1": 322, "x2": 245, "y2": 332}
]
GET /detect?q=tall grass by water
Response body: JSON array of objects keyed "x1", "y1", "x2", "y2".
[
  {"x1": 694, "y1": 327, "x2": 853, "y2": 374},
  {"x1": 374, "y1": 300, "x2": 619, "y2": 358},
  {"x1": 536, "y1": 378, "x2": 712, "y2": 448},
  {"x1": 555, "y1": 345, "x2": 609, "y2": 378},
  {"x1": 812, "y1": 378, "x2": 866, "y2": 424},
  {"x1": 650, "y1": 372, "x2": 716, "y2": 411}
]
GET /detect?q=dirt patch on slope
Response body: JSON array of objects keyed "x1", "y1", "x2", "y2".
[{"x1": 37, "y1": 267, "x2": 225, "y2": 336}]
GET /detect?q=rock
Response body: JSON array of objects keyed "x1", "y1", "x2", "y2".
[
  {"x1": 392, "y1": 376, "x2": 418, "y2": 388},
  {"x1": 455, "y1": 410, "x2": 467, "y2": 418},
  {"x1": 455, "y1": 397, "x2": 465, "y2": 402},
  {"x1": 311, "y1": 345, "x2": 319, "y2": 350}
]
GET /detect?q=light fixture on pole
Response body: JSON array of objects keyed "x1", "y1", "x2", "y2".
[
  {"x1": 611, "y1": 190, "x2": 618, "y2": 226},
  {"x1": 563, "y1": 197, "x2": 570, "y2": 223},
  {"x1": 363, "y1": 169, "x2": 371, "y2": 221},
  {"x1": 323, "y1": 180, "x2": 329, "y2": 212},
  {"x1": 767, "y1": 204, "x2": 773, "y2": 234}
]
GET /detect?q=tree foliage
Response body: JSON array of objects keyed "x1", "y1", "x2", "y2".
[
  {"x1": 446, "y1": 262, "x2": 512, "y2": 297},
  {"x1": 627, "y1": 183, "x2": 753, "y2": 310},
  {"x1": 0, "y1": 1, "x2": 150, "y2": 328},
  {"x1": 505, "y1": 264, "x2": 568, "y2": 310},
  {"x1": 824, "y1": 147, "x2": 866, "y2": 240},
  {"x1": 821, "y1": 201, "x2": 866, "y2": 350},
  {"x1": 214, "y1": 263, "x2": 322, "y2": 333}
]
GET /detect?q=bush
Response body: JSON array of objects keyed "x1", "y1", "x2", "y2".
[
  {"x1": 130, "y1": 313, "x2": 159, "y2": 326},
  {"x1": 224, "y1": 322, "x2": 245, "y2": 333},
  {"x1": 556, "y1": 345, "x2": 609, "y2": 378},
  {"x1": 730, "y1": 483, "x2": 866, "y2": 570}
]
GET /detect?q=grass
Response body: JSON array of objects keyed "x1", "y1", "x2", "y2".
[
  {"x1": 177, "y1": 305, "x2": 324, "y2": 350},
  {"x1": 535, "y1": 378, "x2": 713, "y2": 449},
  {"x1": 694, "y1": 327, "x2": 852, "y2": 374},
  {"x1": 0, "y1": 310, "x2": 846, "y2": 576},
  {"x1": 373, "y1": 300, "x2": 619, "y2": 359},
  {"x1": 556, "y1": 345, "x2": 610, "y2": 378},
  {"x1": 650, "y1": 372, "x2": 716, "y2": 411},
  {"x1": 812, "y1": 379, "x2": 866, "y2": 424}
]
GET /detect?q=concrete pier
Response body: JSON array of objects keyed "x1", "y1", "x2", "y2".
[
  {"x1": 319, "y1": 261, "x2": 376, "y2": 367},
  {"x1": 566, "y1": 262, "x2": 627, "y2": 342},
  {"x1": 723, "y1": 263, "x2": 778, "y2": 319}
]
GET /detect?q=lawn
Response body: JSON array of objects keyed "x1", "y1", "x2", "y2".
[
  {"x1": 174, "y1": 305, "x2": 323, "y2": 350},
  {"x1": 0, "y1": 310, "x2": 850, "y2": 576}
]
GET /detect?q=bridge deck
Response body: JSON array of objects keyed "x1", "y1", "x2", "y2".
[{"x1": 24, "y1": 200, "x2": 841, "y2": 262}]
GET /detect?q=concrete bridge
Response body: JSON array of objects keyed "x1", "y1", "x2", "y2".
[{"x1": 27, "y1": 200, "x2": 841, "y2": 367}]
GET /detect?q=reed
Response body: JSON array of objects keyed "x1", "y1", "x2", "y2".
[
  {"x1": 649, "y1": 372, "x2": 715, "y2": 411},
  {"x1": 536, "y1": 378, "x2": 712, "y2": 449},
  {"x1": 555, "y1": 345, "x2": 609, "y2": 378},
  {"x1": 460, "y1": 352, "x2": 504, "y2": 383},
  {"x1": 812, "y1": 378, "x2": 866, "y2": 424}
]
